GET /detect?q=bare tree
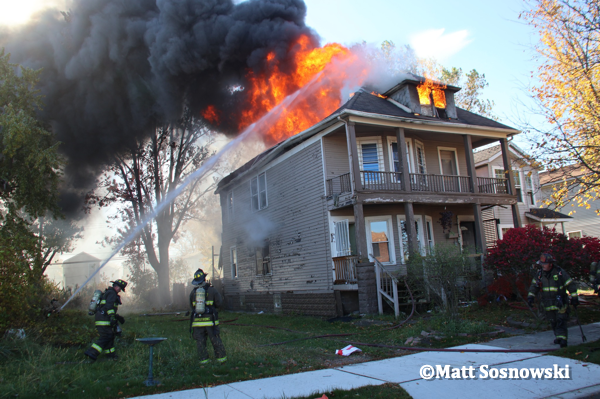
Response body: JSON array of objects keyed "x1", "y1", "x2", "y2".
[{"x1": 88, "y1": 110, "x2": 219, "y2": 304}]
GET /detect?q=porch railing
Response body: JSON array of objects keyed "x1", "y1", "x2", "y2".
[
  {"x1": 409, "y1": 173, "x2": 471, "y2": 193},
  {"x1": 361, "y1": 171, "x2": 403, "y2": 191},
  {"x1": 326, "y1": 172, "x2": 510, "y2": 196},
  {"x1": 372, "y1": 256, "x2": 400, "y2": 318},
  {"x1": 333, "y1": 255, "x2": 358, "y2": 284},
  {"x1": 326, "y1": 173, "x2": 351, "y2": 196},
  {"x1": 477, "y1": 177, "x2": 509, "y2": 194}
]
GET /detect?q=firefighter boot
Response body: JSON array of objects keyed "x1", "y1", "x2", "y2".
[
  {"x1": 559, "y1": 339, "x2": 568, "y2": 348},
  {"x1": 84, "y1": 348, "x2": 98, "y2": 361},
  {"x1": 554, "y1": 338, "x2": 561, "y2": 344}
]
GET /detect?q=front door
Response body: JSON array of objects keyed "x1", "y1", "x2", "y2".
[
  {"x1": 460, "y1": 221, "x2": 476, "y2": 251},
  {"x1": 439, "y1": 149, "x2": 459, "y2": 192}
]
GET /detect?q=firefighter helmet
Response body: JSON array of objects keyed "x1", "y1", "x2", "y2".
[
  {"x1": 192, "y1": 269, "x2": 206, "y2": 286},
  {"x1": 541, "y1": 253, "x2": 555, "y2": 263},
  {"x1": 111, "y1": 279, "x2": 128, "y2": 292}
]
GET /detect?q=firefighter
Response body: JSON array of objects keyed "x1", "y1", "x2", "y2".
[
  {"x1": 590, "y1": 260, "x2": 600, "y2": 295},
  {"x1": 189, "y1": 269, "x2": 227, "y2": 364},
  {"x1": 84, "y1": 279, "x2": 127, "y2": 361},
  {"x1": 527, "y1": 253, "x2": 578, "y2": 347}
]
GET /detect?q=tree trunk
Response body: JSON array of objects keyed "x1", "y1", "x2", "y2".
[{"x1": 156, "y1": 232, "x2": 171, "y2": 305}]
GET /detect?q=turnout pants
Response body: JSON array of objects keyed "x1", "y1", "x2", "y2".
[
  {"x1": 546, "y1": 307, "x2": 570, "y2": 342},
  {"x1": 192, "y1": 326, "x2": 226, "y2": 364},
  {"x1": 85, "y1": 326, "x2": 116, "y2": 359}
]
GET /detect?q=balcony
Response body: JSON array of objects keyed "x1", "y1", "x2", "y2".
[{"x1": 326, "y1": 172, "x2": 509, "y2": 197}]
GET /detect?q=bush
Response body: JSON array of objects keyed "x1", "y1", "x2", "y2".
[
  {"x1": 483, "y1": 225, "x2": 600, "y2": 302},
  {"x1": 407, "y1": 244, "x2": 472, "y2": 318}
]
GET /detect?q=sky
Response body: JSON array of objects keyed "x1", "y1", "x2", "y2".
[
  {"x1": 303, "y1": 0, "x2": 541, "y2": 136},
  {"x1": 0, "y1": 0, "x2": 543, "y2": 283}
]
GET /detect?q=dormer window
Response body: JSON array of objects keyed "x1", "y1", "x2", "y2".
[{"x1": 416, "y1": 79, "x2": 447, "y2": 118}]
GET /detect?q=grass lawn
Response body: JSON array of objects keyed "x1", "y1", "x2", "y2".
[
  {"x1": 0, "y1": 297, "x2": 598, "y2": 399},
  {"x1": 552, "y1": 338, "x2": 600, "y2": 366}
]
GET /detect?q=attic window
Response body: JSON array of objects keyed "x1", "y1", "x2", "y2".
[{"x1": 416, "y1": 79, "x2": 447, "y2": 118}]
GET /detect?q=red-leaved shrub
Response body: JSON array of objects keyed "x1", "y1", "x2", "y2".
[{"x1": 482, "y1": 225, "x2": 600, "y2": 303}]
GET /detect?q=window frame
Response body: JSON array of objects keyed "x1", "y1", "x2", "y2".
[
  {"x1": 365, "y1": 215, "x2": 396, "y2": 265},
  {"x1": 567, "y1": 230, "x2": 582, "y2": 239},
  {"x1": 230, "y1": 246, "x2": 237, "y2": 278},
  {"x1": 357, "y1": 137, "x2": 384, "y2": 172},
  {"x1": 437, "y1": 147, "x2": 461, "y2": 176},
  {"x1": 513, "y1": 169, "x2": 524, "y2": 203},
  {"x1": 414, "y1": 140, "x2": 427, "y2": 175},
  {"x1": 255, "y1": 240, "x2": 272, "y2": 276},
  {"x1": 386, "y1": 136, "x2": 414, "y2": 174},
  {"x1": 498, "y1": 223, "x2": 515, "y2": 240},
  {"x1": 250, "y1": 172, "x2": 268, "y2": 211},
  {"x1": 397, "y1": 214, "x2": 425, "y2": 262}
]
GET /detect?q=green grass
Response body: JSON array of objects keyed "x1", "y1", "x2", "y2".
[
  {"x1": 0, "y1": 309, "x2": 499, "y2": 398},
  {"x1": 551, "y1": 338, "x2": 600, "y2": 366},
  {"x1": 292, "y1": 383, "x2": 411, "y2": 399},
  {"x1": 5, "y1": 301, "x2": 597, "y2": 399}
]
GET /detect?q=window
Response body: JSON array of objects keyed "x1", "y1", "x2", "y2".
[
  {"x1": 389, "y1": 141, "x2": 413, "y2": 173},
  {"x1": 513, "y1": 170, "x2": 523, "y2": 203},
  {"x1": 494, "y1": 168, "x2": 505, "y2": 180},
  {"x1": 568, "y1": 231, "x2": 582, "y2": 239},
  {"x1": 255, "y1": 241, "x2": 271, "y2": 275},
  {"x1": 251, "y1": 173, "x2": 267, "y2": 211},
  {"x1": 498, "y1": 224, "x2": 514, "y2": 240},
  {"x1": 361, "y1": 144, "x2": 379, "y2": 171},
  {"x1": 415, "y1": 140, "x2": 427, "y2": 174},
  {"x1": 227, "y1": 191, "x2": 234, "y2": 219},
  {"x1": 425, "y1": 216, "x2": 435, "y2": 254},
  {"x1": 525, "y1": 174, "x2": 535, "y2": 205},
  {"x1": 438, "y1": 147, "x2": 460, "y2": 191},
  {"x1": 334, "y1": 219, "x2": 352, "y2": 257},
  {"x1": 398, "y1": 215, "x2": 424, "y2": 261},
  {"x1": 365, "y1": 216, "x2": 395, "y2": 264},
  {"x1": 230, "y1": 247, "x2": 237, "y2": 278}
]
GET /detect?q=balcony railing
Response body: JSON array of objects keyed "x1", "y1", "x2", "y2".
[
  {"x1": 409, "y1": 173, "x2": 471, "y2": 193},
  {"x1": 326, "y1": 172, "x2": 351, "y2": 196},
  {"x1": 477, "y1": 177, "x2": 509, "y2": 194},
  {"x1": 362, "y1": 171, "x2": 403, "y2": 191},
  {"x1": 326, "y1": 172, "x2": 512, "y2": 197},
  {"x1": 333, "y1": 255, "x2": 358, "y2": 284}
]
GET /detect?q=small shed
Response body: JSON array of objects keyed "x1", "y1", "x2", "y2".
[{"x1": 62, "y1": 252, "x2": 101, "y2": 290}]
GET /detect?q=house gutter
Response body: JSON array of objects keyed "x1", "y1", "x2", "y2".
[{"x1": 343, "y1": 109, "x2": 521, "y2": 136}]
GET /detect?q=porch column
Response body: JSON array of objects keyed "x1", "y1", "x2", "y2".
[
  {"x1": 463, "y1": 135, "x2": 479, "y2": 193},
  {"x1": 404, "y1": 202, "x2": 419, "y2": 257},
  {"x1": 472, "y1": 204, "x2": 487, "y2": 254},
  {"x1": 353, "y1": 201, "x2": 369, "y2": 263},
  {"x1": 500, "y1": 138, "x2": 522, "y2": 228},
  {"x1": 396, "y1": 127, "x2": 412, "y2": 192},
  {"x1": 345, "y1": 121, "x2": 362, "y2": 193}
]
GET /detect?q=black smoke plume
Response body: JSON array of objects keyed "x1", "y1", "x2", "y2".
[{"x1": 0, "y1": 0, "x2": 318, "y2": 215}]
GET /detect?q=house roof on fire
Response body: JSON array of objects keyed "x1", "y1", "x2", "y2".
[{"x1": 216, "y1": 90, "x2": 519, "y2": 193}]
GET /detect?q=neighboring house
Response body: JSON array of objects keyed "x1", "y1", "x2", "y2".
[
  {"x1": 62, "y1": 252, "x2": 101, "y2": 290},
  {"x1": 473, "y1": 142, "x2": 545, "y2": 243},
  {"x1": 539, "y1": 165, "x2": 599, "y2": 238},
  {"x1": 215, "y1": 74, "x2": 524, "y2": 316}
]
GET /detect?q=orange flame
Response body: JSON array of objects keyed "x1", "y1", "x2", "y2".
[
  {"x1": 416, "y1": 78, "x2": 447, "y2": 108},
  {"x1": 238, "y1": 34, "x2": 364, "y2": 144},
  {"x1": 201, "y1": 105, "x2": 220, "y2": 124},
  {"x1": 371, "y1": 91, "x2": 387, "y2": 99},
  {"x1": 200, "y1": 35, "x2": 368, "y2": 145}
]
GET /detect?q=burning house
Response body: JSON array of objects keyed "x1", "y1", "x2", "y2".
[{"x1": 215, "y1": 74, "x2": 523, "y2": 317}]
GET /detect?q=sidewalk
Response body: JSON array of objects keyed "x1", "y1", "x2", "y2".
[{"x1": 133, "y1": 322, "x2": 600, "y2": 399}]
